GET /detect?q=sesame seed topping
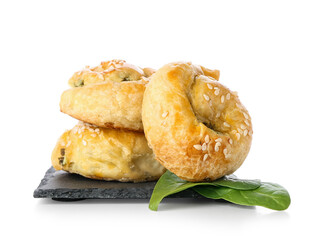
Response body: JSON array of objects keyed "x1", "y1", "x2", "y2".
[
  {"x1": 203, "y1": 154, "x2": 208, "y2": 161},
  {"x1": 205, "y1": 135, "x2": 210, "y2": 143},
  {"x1": 207, "y1": 83, "x2": 213, "y2": 89},
  {"x1": 236, "y1": 103, "x2": 241, "y2": 108},
  {"x1": 244, "y1": 119, "x2": 250, "y2": 126},
  {"x1": 215, "y1": 138, "x2": 222, "y2": 142},
  {"x1": 202, "y1": 143, "x2": 207, "y2": 151},
  {"x1": 214, "y1": 145, "x2": 219, "y2": 152},
  {"x1": 91, "y1": 134, "x2": 97, "y2": 137},
  {"x1": 162, "y1": 111, "x2": 169, "y2": 118},
  {"x1": 216, "y1": 112, "x2": 221, "y2": 118},
  {"x1": 82, "y1": 140, "x2": 87, "y2": 146},
  {"x1": 223, "y1": 148, "x2": 228, "y2": 155},
  {"x1": 193, "y1": 144, "x2": 202, "y2": 150},
  {"x1": 243, "y1": 112, "x2": 249, "y2": 119},
  {"x1": 95, "y1": 128, "x2": 100, "y2": 133},
  {"x1": 237, "y1": 128, "x2": 243, "y2": 134},
  {"x1": 244, "y1": 129, "x2": 248, "y2": 136},
  {"x1": 249, "y1": 130, "x2": 253, "y2": 136},
  {"x1": 229, "y1": 139, "x2": 233, "y2": 145},
  {"x1": 226, "y1": 93, "x2": 231, "y2": 100},
  {"x1": 241, "y1": 124, "x2": 247, "y2": 129},
  {"x1": 236, "y1": 133, "x2": 241, "y2": 140},
  {"x1": 78, "y1": 134, "x2": 82, "y2": 138},
  {"x1": 215, "y1": 142, "x2": 221, "y2": 147},
  {"x1": 214, "y1": 88, "x2": 220, "y2": 95},
  {"x1": 224, "y1": 122, "x2": 230, "y2": 127},
  {"x1": 221, "y1": 95, "x2": 225, "y2": 103},
  {"x1": 225, "y1": 153, "x2": 231, "y2": 159},
  {"x1": 66, "y1": 141, "x2": 71, "y2": 147},
  {"x1": 203, "y1": 94, "x2": 210, "y2": 101}
]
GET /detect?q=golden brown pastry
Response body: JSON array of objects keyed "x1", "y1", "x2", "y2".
[
  {"x1": 142, "y1": 62, "x2": 252, "y2": 182},
  {"x1": 60, "y1": 60, "x2": 220, "y2": 131},
  {"x1": 52, "y1": 121, "x2": 166, "y2": 182},
  {"x1": 60, "y1": 60, "x2": 154, "y2": 131}
]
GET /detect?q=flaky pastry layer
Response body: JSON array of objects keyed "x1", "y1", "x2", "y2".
[{"x1": 52, "y1": 122, "x2": 165, "y2": 182}]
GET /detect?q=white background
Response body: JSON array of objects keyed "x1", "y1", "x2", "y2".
[{"x1": 1, "y1": 0, "x2": 323, "y2": 239}]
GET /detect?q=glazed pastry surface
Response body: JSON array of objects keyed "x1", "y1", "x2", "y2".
[{"x1": 142, "y1": 62, "x2": 252, "y2": 182}]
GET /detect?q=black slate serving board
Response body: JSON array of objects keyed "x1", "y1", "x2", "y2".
[{"x1": 34, "y1": 167, "x2": 201, "y2": 201}]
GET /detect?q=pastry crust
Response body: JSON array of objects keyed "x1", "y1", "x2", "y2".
[
  {"x1": 142, "y1": 62, "x2": 252, "y2": 182},
  {"x1": 52, "y1": 122, "x2": 166, "y2": 182},
  {"x1": 60, "y1": 60, "x2": 153, "y2": 131}
]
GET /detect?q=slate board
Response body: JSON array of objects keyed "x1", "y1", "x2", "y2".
[{"x1": 33, "y1": 167, "x2": 201, "y2": 201}]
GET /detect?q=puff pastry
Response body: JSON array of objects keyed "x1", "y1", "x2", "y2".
[
  {"x1": 52, "y1": 122, "x2": 166, "y2": 182},
  {"x1": 60, "y1": 60, "x2": 153, "y2": 131},
  {"x1": 142, "y1": 62, "x2": 252, "y2": 182}
]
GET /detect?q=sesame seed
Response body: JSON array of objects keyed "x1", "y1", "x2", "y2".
[
  {"x1": 205, "y1": 135, "x2": 210, "y2": 143},
  {"x1": 202, "y1": 143, "x2": 207, "y2": 151},
  {"x1": 95, "y1": 128, "x2": 100, "y2": 133},
  {"x1": 244, "y1": 129, "x2": 248, "y2": 136},
  {"x1": 236, "y1": 103, "x2": 241, "y2": 108},
  {"x1": 78, "y1": 71, "x2": 82, "y2": 75},
  {"x1": 207, "y1": 83, "x2": 213, "y2": 89},
  {"x1": 79, "y1": 134, "x2": 82, "y2": 138},
  {"x1": 98, "y1": 73, "x2": 104, "y2": 80},
  {"x1": 203, "y1": 154, "x2": 208, "y2": 161},
  {"x1": 66, "y1": 141, "x2": 71, "y2": 147},
  {"x1": 241, "y1": 124, "x2": 247, "y2": 129},
  {"x1": 225, "y1": 154, "x2": 231, "y2": 159},
  {"x1": 82, "y1": 140, "x2": 87, "y2": 146},
  {"x1": 215, "y1": 142, "x2": 221, "y2": 147},
  {"x1": 229, "y1": 139, "x2": 233, "y2": 145},
  {"x1": 91, "y1": 134, "x2": 97, "y2": 137},
  {"x1": 249, "y1": 130, "x2": 253, "y2": 136},
  {"x1": 243, "y1": 112, "x2": 249, "y2": 119},
  {"x1": 236, "y1": 133, "x2": 241, "y2": 140},
  {"x1": 223, "y1": 148, "x2": 228, "y2": 155},
  {"x1": 221, "y1": 95, "x2": 225, "y2": 103},
  {"x1": 244, "y1": 119, "x2": 250, "y2": 126},
  {"x1": 162, "y1": 111, "x2": 169, "y2": 118},
  {"x1": 215, "y1": 138, "x2": 222, "y2": 142},
  {"x1": 216, "y1": 112, "x2": 221, "y2": 118},
  {"x1": 214, "y1": 145, "x2": 219, "y2": 152},
  {"x1": 237, "y1": 128, "x2": 243, "y2": 134},
  {"x1": 60, "y1": 142, "x2": 65, "y2": 147},
  {"x1": 193, "y1": 144, "x2": 202, "y2": 150},
  {"x1": 214, "y1": 88, "x2": 220, "y2": 95},
  {"x1": 224, "y1": 122, "x2": 230, "y2": 127},
  {"x1": 226, "y1": 93, "x2": 231, "y2": 100},
  {"x1": 203, "y1": 94, "x2": 210, "y2": 101}
]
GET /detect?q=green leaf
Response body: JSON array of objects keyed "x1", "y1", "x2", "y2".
[
  {"x1": 213, "y1": 174, "x2": 261, "y2": 190},
  {"x1": 149, "y1": 171, "x2": 261, "y2": 211},
  {"x1": 194, "y1": 182, "x2": 291, "y2": 211}
]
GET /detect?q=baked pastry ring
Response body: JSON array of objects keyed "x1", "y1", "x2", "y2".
[
  {"x1": 60, "y1": 60, "x2": 154, "y2": 131},
  {"x1": 142, "y1": 62, "x2": 252, "y2": 182},
  {"x1": 52, "y1": 122, "x2": 166, "y2": 182}
]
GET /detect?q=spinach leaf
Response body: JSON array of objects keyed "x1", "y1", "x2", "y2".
[
  {"x1": 149, "y1": 171, "x2": 261, "y2": 211},
  {"x1": 194, "y1": 182, "x2": 291, "y2": 211}
]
